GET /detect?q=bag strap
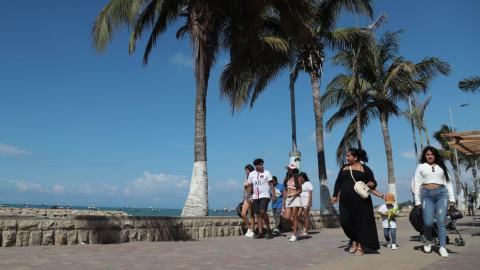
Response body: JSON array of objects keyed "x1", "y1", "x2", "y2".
[{"x1": 349, "y1": 166, "x2": 357, "y2": 183}]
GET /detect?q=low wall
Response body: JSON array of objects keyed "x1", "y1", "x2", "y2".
[{"x1": 0, "y1": 208, "x2": 340, "y2": 247}]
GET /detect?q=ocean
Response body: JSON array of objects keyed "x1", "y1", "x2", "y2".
[{"x1": 0, "y1": 204, "x2": 240, "y2": 217}]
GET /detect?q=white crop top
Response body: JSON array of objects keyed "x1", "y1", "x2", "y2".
[{"x1": 414, "y1": 163, "x2": 455, "y2": 205}]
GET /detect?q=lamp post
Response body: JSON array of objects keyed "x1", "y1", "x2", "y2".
[{"x1": 449, "y1": 103, "x2": 470, "y2": 209}]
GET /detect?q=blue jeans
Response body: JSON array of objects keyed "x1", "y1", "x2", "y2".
[
  {"x1": 421, "y1": 186, "x2": 449, "y2": 247},
  {"x1": 383, "y1": 228, "x2": 396, "y2": 244}
]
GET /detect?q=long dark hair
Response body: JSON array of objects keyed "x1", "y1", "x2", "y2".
[
  {"x1": 348, "y1": 148, "x2": 369, "y2": 163},
  {"x1": 299, "y1": 172, "x2": 310, "y2": 182},
  {"x1": 283, "y1": 169, "x2": 301, "y2": 190},
  {"x1": 421, "y1": 146, "x2": 450, "y2": 181},
  {"x1": 245, "y1": 164, "x2": 254, "y2": 173}
]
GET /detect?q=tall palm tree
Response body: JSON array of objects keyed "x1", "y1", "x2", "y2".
[
  {"x1": 91, "y1": 0, "x2": 310, "y2": 216},
  {"x1": 322, "y1": 31, "x2": 452, "y2": 205},
  {"x1": 433, "y1": 124, "x2": 465, "y2": 203},
  {"x1": 219, "y1": 0, "x2": 374, "y2": 215},
  {"x1": 402, "y1": 94, "x2": 432, "y2": 151},
  {"x1": 459, "y1": 76, "x2": 480, "y2": 93},
  {"x1": 461, "y1": 155, "x2": 480, "y2": 203}
]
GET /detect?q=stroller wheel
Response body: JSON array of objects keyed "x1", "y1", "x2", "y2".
[
  {"x1": 432, "y1": 238, "x2": 439, "y2": 246},
  {"x1": 454, "y1": 238, "x2": 459, "y2": 246},
  {"x1": 460, "y1": 239, "x2": 465, "y2": 246}
]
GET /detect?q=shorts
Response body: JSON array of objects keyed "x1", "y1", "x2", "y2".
[
  {"x1": 253, "y1": 198, "x2": 270, "y2": 214},
  {"x1": 285, "y1": 196, "x2": 301, "y2": 208}
]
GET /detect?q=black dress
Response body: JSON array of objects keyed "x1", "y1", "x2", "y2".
[{"x1": 333, "y1": 164, "x2": 380, "y2": 250}]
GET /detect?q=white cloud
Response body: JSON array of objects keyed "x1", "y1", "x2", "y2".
[
  {"x1": 176, "y1": 180, "x2": 190, "y2": 188},
  {"x1": 53, "y1": 184, "x2": 66, "y2": 194},
  {"x1": 309, "y1": 131, "x2": 330, "y2": 141},
  {"x1": 0, "y1": 142, "x2": 31, "y2": 157},
  {"x1": 101, "y1": 183, "x2": 118, "y2": 196},
  {"x1": 170, "y1": 53, "x2": 193, "y2": 68},
  {"x1": 216, "y1": 179, "x2": 243, "y2": 191},
  {"x1": 400, "y1": 150, "x2": 417, "y2": 159},
  {"x1": 16, "y1": 181, "x2": 46, "y2": 193},
  {"x1": 326, "y1": 169, "x2": 336, "y2": 176}
]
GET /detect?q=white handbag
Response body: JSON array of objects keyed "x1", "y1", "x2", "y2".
[{"x1": 350, "y1": 166, "x2": 371, "y2": 199}]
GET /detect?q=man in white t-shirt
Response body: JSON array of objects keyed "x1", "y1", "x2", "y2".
[{"x1": 247, "y1": 158, "x2": 276, "y2": 239}]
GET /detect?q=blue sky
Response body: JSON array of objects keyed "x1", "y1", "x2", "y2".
[{"x1": 0, "y1": 1, "x2": 479, "y2": 209}]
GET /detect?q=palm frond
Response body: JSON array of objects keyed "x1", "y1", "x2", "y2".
[{"x1": 458, "y1": 76, "x2": 480, "y2": 93}]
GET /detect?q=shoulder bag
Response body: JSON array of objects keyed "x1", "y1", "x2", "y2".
[
  {"x1": 350, "y1": 166, "x2": 371, "y2": 199},
  {"x1": 236, "y1": 185, "x2": 247, "y2": 218}
]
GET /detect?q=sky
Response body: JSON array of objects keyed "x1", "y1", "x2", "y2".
[{"x1": 0, "y1": 1, "x2": 479, "y2": 210}]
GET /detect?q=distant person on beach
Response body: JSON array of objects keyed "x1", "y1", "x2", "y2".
[
  {"x1": 297, "y1": 172, "x2": 313, "y2": 236},
  {"x1": 271, "y1": 176, "x2": 284, "y2": 234},
  {"x1": 331, "y1": 148, "x2": 385, "y2": 256},
  {"x1": 247, "y1": 158, "x2": 276, "y2": 239},
  {"x1": 283, "y1": 163, "x2": 302, "y2": 242},
  {"x1": 241, "y1": 164, "x2": 256, "y2": 237},
  {"x1": 378, "y1": 193, "x2": 398, "y2": 250},
  {"x1": 414, "y1": 146, "x2": 455, "y2": 258},
  {"x1": 467, "y1": 195, "x2": 474, "y2": 216}
]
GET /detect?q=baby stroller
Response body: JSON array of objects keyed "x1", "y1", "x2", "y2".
[{"x1": 419, "y1": 209, "x2": 465, "y2": 246}]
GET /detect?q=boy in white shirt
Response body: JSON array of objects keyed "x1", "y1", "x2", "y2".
[{"x1": 378, "y1": 193, "x2": 398, "y2": 250}]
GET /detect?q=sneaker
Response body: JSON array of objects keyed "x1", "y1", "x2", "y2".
[
  {"x1": 253, "y1": 233, "x2": 265, "y2": 239},
  {"x1": 272, "y1": 229, "x2": 279, "y2": 234},
  {"x1": 391, "y1": 244, "x2": 397, "y2": 250},
  {"x1": 424, "y1": 242, "x2": 432, "y2": 253},
  {"x1": 385, "y1": 241, "x2": 391, "y2": 248},
  {"x1": 245, "y1": 229, "x2": 252, "y2": 237},
  {"x1": 246, "y1": 231, "x2": 254, "y2": 238},
  {"x1": 265, "y1": 229, "x2": 274, "y2": 240},
  {"x1": 289, "y1": 235, "x2": 297, "y2": 242},
  {"x1": 439, "y1": 247, "x2": 449, "y2": 258}
]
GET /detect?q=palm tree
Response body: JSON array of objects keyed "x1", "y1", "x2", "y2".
[
  {"x1": 459, "y1": 76, "x2": 480, "y2": 93},
  {"x1": 219, "y1": 0, "x2": 374, "y2": 215},
  {"x1": 91, "y1": 0, "x2": 310, "y2": 216},
  {"x1": 461, "y1": 155, "x2": 480, "y2": 203},
  {"x1": 433, "y1": 124, "x2": 465, "y2": 203},
  {"x1": 322, "y1": 31, "x2": 452, "y2": 205},
  {"x1": 402, "y1": 94, "x2": 432, "y2": 151}
]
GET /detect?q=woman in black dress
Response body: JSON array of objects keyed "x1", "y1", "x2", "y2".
[{"x1": 331, "y1": 148, "x2": 386, "y2": 256}]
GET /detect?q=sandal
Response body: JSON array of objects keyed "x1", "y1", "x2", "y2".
[
  {"x1": 349, "y1": 242, "x2": 357, "y2": 253},
  {"x1": 354, "y1": 247, "x2": 364, "y2": 256}
]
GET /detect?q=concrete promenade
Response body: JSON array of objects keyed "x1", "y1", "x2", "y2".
[{"x1": 0, "y1": 220, "x2": 478, "y2": 270}]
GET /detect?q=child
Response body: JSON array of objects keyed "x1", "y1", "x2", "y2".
[{"x1": 378, "y1": 193, "x2": 399, "y2": 250}]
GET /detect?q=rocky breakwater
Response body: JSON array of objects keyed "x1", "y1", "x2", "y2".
[{"x1": 0, "y1": 207, "x2": 340, "y2": 247}]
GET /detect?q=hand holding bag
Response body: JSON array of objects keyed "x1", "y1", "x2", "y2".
[{"x1": 350, "y1": 166, "x2": 371, "y2": 199}]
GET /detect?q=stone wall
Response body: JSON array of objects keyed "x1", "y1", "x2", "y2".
[{"x1": 0, "y1": 209, "x2": 340, "y2": 247}]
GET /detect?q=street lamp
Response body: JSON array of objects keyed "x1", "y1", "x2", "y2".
[{"x1": 449, "y1": 103, "x2": 470, "y2": 209}]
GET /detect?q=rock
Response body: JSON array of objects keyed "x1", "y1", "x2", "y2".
[
  {"x1": 77, "y1": 230, "x2": 89, "y2": 244},
  {"x1": 18, "y1": 220, "x2": 39, "y2": 230},
  {"x1": 56, "y1": 220, "x2": 74, "y2": 230},
  {"x1": 55, "y1": 230, "x2": 67, "y2": 245},
  {"x1": 15, "y1": 230, "x2": 29, "y2": 247},
  {"x1": 67, "y1": 230, "x2": 78, "y2": 245},
  {"x1": 29, "y1": 231, "x2": 42, "y2": 246},
  {"x1": 41, "y1": 220, "x2": 56, "y2": 230},
  {"x1": 2, "y1": 230, "x2": 16, "y2": 247},
  {"x1": 42, "y1": 230, "x2": 54, "y2": 245},
  {"x1": 0, "y1": 220, "x2": 17, "y2": 230},
  {"x1": 74, "y1": 220, "x2": 90, "y2": 230}
]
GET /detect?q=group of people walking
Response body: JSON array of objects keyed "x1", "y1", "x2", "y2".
[
  {"x1": 239, "y1": 145, "x2": 456, "y2": 258},
  {"x1": 240, "y1": 159, "x2": 313, "y2": 242}
]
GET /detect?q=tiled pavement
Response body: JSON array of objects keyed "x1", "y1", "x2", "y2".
[{"x1": 0, "y1": 220, "x2": 479, "y2": 270}]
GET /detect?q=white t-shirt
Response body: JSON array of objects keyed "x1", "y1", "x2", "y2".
[
  {"x1": 378, "y1": 204, "x2": 397, "y2": 229},
  {"x1": 414, "y1": 163, "x2": 455, "y2": 205},
  {"x1": 247, "y1": 170, "x2": 273, "y2": 199},
  {"x1": 300, "y1": 182, "x2": 313, "y2": 207}
]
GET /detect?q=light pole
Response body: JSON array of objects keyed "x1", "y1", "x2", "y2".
[{"x1": 449, "y1": 103, "x2": 470, "y2": 209}]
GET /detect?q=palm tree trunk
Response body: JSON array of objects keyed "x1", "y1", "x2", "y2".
[
  {"x1": 452, "y1": 162, "x2": 462, "y2": 205},
  {"x1": 355, "y1": 97, "x2": 362, "y2": 149},
  {"x1": 418, "y1": 128, "x2": 424, "y2": 151},
  {"x1": 182, "y1": 8, "x2": 210, "y2": 216},
  {"x1": 310, "y1": 70, "x2": 336, "y2": 215},
  {"x1": 408, "y1": 96, "x2": 419, "y2": 164},
  {"x1": 379, "y1": 110, "x2": 397, "y2": 207},
  {"x1": 424, "y1": 125, "x2": 431, "y2": 146}
]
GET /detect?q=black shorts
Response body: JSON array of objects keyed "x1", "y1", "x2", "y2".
[{"x1": 253, "y1": 198, "x2": 270, "y2": 214}]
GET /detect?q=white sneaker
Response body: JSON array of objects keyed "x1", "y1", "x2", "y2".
[
  {"x1": 289, "y1": 235, "x2": 297, "y2": 242},
  {"x1": 424, "y1": 242, "x2": 432, "y2": 253},
  {"x1": 439, "y1": 247, "x2": 449, "y2": 258},
  {"x1": 246, "y1": 231, "x2": 254, "y2": 238},
  {"x1": 385, "y1": 241, "x2": 391, "y2": 247},
  {"x1": 391, "y1": 244, "x2": 397, "y2": 250},
  {"x1": 245, "y1": 229, "x2": 252, "y2": 237}
]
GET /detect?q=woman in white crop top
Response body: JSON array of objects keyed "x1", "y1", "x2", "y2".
[{"x1": 414, "y1": 146, "x2": 455, "y2": 258}]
